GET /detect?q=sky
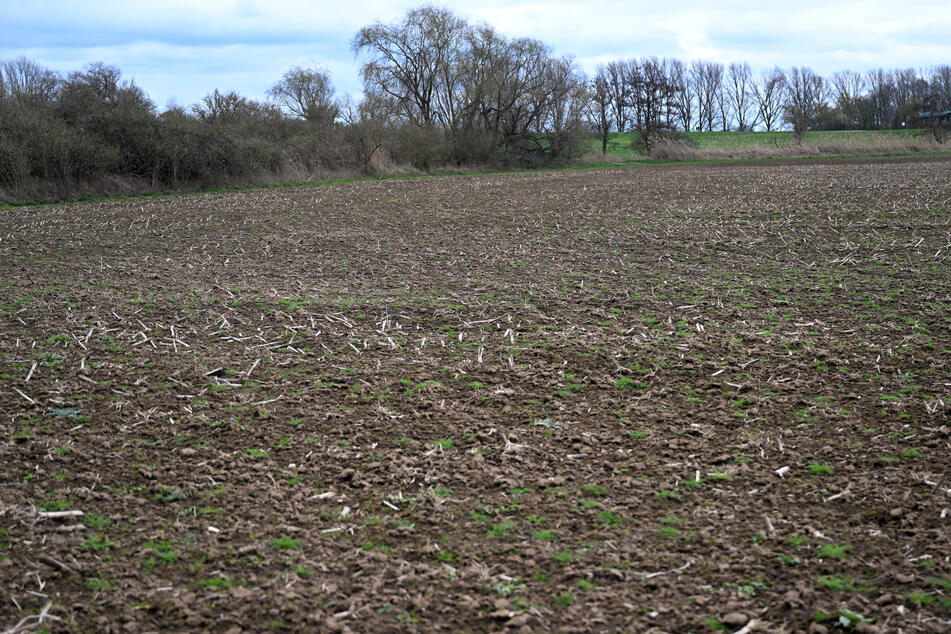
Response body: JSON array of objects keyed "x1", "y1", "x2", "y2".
[{"x1": 2, "y1": 0, "x2": 950, "y2": 111}]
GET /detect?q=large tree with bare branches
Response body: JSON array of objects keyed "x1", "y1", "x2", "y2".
[
  {"x1": 752, "y1": 67, "x2": 785, "y2": 132},
  {"x1": 352, "y1": 5, "x2": 468, "y2": 128},
  {"x1": 726, "y1": 62, "x2": 755, "y2": 131},
  {"x1": 268, "y1": 65, "x2": 338, "y2": 126}
]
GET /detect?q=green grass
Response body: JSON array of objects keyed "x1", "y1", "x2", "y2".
[
  {"x1": 816, "y1": 543, "x2": 852, "y2": 560},
  {"x1": 268, "y1": 537, "x2": 302, "y2": 550},
  {"x1": 588, "y1": 129, "x2": 930, "y2": 158}
]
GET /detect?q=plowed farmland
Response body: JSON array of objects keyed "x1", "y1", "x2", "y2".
[{"x1": 2, "y1": 157, "x2": 950, "y2": 632}]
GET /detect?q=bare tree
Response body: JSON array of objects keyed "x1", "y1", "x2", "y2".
[
  {"x1": 893, "y1": 68, "x2": 930, "y2": 127},
  {"x1": 268, "y1": 65, "x2": 338, "y2": 125},
  {"x1": 352, "y1": 5, "x2": 468, "y2": 128},
  {"x1": 726, "y1": 62, "x2": 755, "y2": 131},
  {"x1": 628, "y1": 57, "x2": 671, "y2": 154},
  {"x1": 752, "y1": 67, "x2": 785, "y2": 131},
  {"x1": 692, "y1": 60, "x2": 723, "y2": 132},
  {"x1": 605, "y1": 60, "x2": 632, "y2": 132},
  {"x1": 784, "y1": 67, "x2": 826, "y2": 141},
  {"x1": 0, "y1": 56, "x2": 59, "y2": 105},
  {"x1": 831, "y1": 70, "x2": 864, "y2": 129},
  {"x1": 543, "y1": 57, "x2": 589, "y2": 159},
  {"x1": 669, "y1": 59, "x2": 693, "y2": 131},
  {"x1": 192, "y1": 89, "x2": 272, "y2": 124},
  {"x1": 689, "y1": 61, "x2": 706, "y2": 131},
  {"x1": 588, "y1": 66, "x2": 614, "y2": 155},
  {"x1": 930, "y1": 65, "x2": 951, "y2": 109},
  {"x1": 865, "y1": 69, "x2": 894, "y2": 129}
]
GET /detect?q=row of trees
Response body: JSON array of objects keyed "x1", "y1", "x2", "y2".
[
  {"x1": 2, "y1": 5, "x2": 950, "y2": 200},
  {"x1": 588, "y1": 59, "x2": 951, "y2": 152}
]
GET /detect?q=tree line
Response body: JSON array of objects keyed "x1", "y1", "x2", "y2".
[{"x1": 1, "y1": 5, "x2": 949, "y2": 201}]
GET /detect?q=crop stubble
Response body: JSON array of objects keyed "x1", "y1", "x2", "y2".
[{"x1": 1, "y1": 156, "x2": 950, "y2": 632}]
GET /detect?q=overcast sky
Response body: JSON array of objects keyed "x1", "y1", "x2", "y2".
[{"x1": 3, "y1": 0, "x2": 950, "y2": 110}]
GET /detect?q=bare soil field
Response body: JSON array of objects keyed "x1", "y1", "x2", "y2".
[{"x1": 1, "y1": 156, "x2": 950, "y2": 633}]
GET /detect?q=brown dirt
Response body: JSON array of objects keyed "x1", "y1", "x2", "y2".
[{"x1": 1, "y1": 157, "x2": 950, "y2": 632}]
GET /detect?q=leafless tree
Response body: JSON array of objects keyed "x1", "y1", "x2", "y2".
[
  {"x1": 268, "y1": 65, "x2": 338, "y2": 125},
  {"x1": 588, "y1": 66, "x2": 614, "y2": 155},
  {"x1": 865, "y1": 69, "x2": 894, "y2": 129},
  {"x1": 830, "y1": 71, "x2": 865, "y2": 129},
  {"x1": 930, "y1": 65, "x2": 951, "y2": 109},
  {"x1": 193, "y1": 89, "x2": 276, "y2": 124},
  {"x1": 893, "y1": 68, "x2": 931, "y2": 126},
  {"x1": 444, "y1": 25, "x2": 586, "y2": 161},
  {"x1": 726, "y1": 62, "x2": 755, "y2": 131},
  {"x1": 784, "y1": 67, "x2": 827, "y2": 141},
  {"x1": 605, "y1": 60, "x2": 632, "y2": 132},
  {"x1": 352, "y1": 5, "x2": 468, "y2": 128},
  {"x1": 0, "y1": 56, "x2": 59, "y2": 105},
  {"x1": 628, "y1": 57, "x2": 671, "y2": 154},
  {"x1": 668, "y1": 59, "x2": 693, "y2": 131},
  {"x1": 692, "y1": 60, "x2": 723, "y2": 132},
  {"x1": 752, "y1": 67, "x2": 785, "y2": 131}
]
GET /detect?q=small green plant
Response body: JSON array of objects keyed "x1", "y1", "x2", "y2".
[
  {"x1": 156, "y1": 486, "x2": 182, "y2": 503},
  {"x1": 432, "y1": 438, "x2": 454, "y2": 450},
  {"x1": 808, "y1": 462, "x2": 834, "y2": 475},
  {"x1": 435, "y1": 549, "x2": 456, "y2": 562},
  {"x1": 581, "y1": 485, "x2": 607, "y2": 497},
  {"x1": 83, "y1": 534, "x2": 116, "y2": 550},
  {"x1": 925, "y1": 576, "x2": 951, "y2": 590},
  {"x1": 487, "y1": 519, "x2": 515, "y2": 538},
  {"x1": 702, "y1": 616, "x2": 727, "y2": 631},
  {"x1": 246, "y1": 449, "x2": 268, "y2": 459},
  {"x1": 268, "y1": 537, "x2": 302, "y2": 550},
  {"x1": 532, "y1": 529, "x2": 556, "y2": 540},
  {"x1": 817, "y1": 543, "x2": 852, "y2": 560},
  {"x1": 725, "y1": 578, "x2": 768, "y2": 597},
  {"x1": 200, "y1": 577, "x2": 232, "y2": 589},
  {"x1": 492, "y1": 578, "x2": 526, "y2": 595},
  {"x1": 600, "y1": 510, "x2": 624, "y2": 526},
  {"x1": 83, "y1": 514, "x2": 111, "y2": 528},
  {"x1": 814, "y1": 608, "x2": 874, "y2": 628},
  {"x1": 84, "y1": 578, "x2": 117, "y2": 591},
  {"x1": 39, "y1": 499, "x2": 69, "y2": 512},
  {"x1": 816, "y1": 575, "x2": 874, "y2": 592},
  {"x1": 553, "y1": 591, "x2": 575, "y2": 606},
  {"x1": 143, "y1": 541, "x2": 180, "y2": 566},
  {"x1": 469, "y1": 510, "x2": 492, "y2": 523}
]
